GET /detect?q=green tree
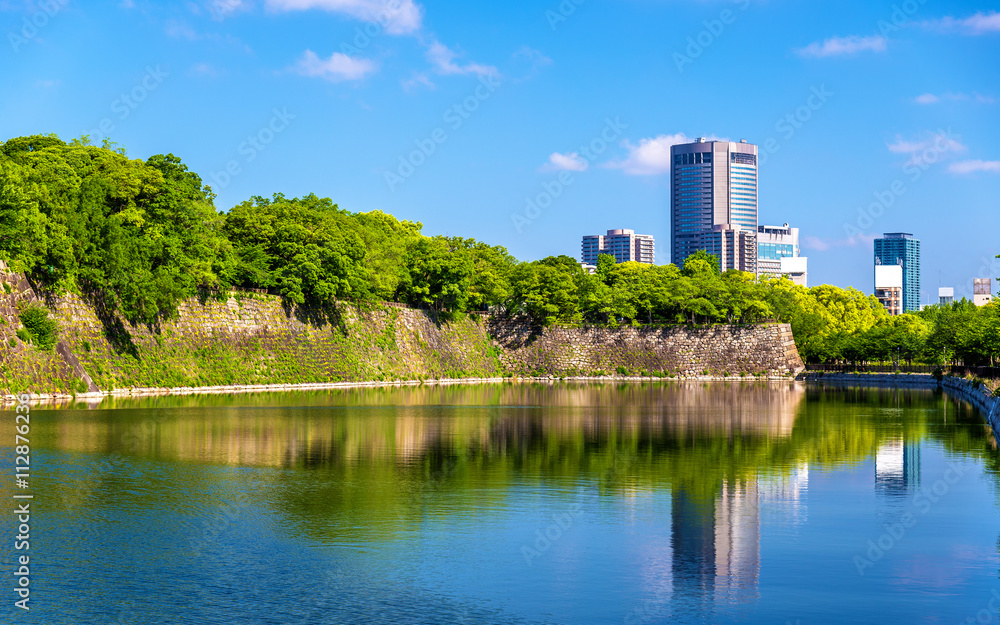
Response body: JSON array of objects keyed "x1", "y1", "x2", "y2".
[
  {"x1": 510, "y1": 258, "x2": 583, "y2": 326},
  {"x1": 224, "y1": 193, "x2": 370, "y2": 309},
  {"x1": 682, "y1": 250, "x2": 721, "y2": 274},
  {"x1": 398, "y1": 236, "x2": 474, "y2": 314}
]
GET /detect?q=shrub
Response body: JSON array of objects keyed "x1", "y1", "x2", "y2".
[
  {"x1": 616, "y1": 366, "x2": 630, "y2": 376},
  {"x1": 18, "y1": 304, "x2": 58, "y2": 350},
  {"x1": 16, "y1": 328, "x2": 30, "y2": 343},
  {"x1": 8, "y1": 337, "x2": 16, "y2": 347}
]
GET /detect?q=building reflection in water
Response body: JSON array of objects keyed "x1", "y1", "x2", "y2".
[
  {"x1": 49, "y1": 381, "x2": 814, "y2": 606},
  {"x1": 875, "y1": 438, "x2": 921, "y2": 498},
  {"x1": 667, "y1": 461, "x2": 812, "y2": 608},
  {"x1": 671, "y1": 477, "x2": 765, "y2": 603}
]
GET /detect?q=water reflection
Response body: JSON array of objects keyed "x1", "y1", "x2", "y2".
[
  {"x1": 45, "y1": 382, "x2": 807, "y2": 469},
  {"x1": 672, "y1": 478, "x2": 762, "y2": 604},
  {"x1": 875, "y1": 439, "x2": 921, "y2": 498},
  {"x1": 3, "y1": 382, "x2": 999, "y2": 625}
]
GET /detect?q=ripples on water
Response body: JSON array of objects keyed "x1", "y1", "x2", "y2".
[{"x1": 1, "y1": 382, "x2": 998, "y2": 624}]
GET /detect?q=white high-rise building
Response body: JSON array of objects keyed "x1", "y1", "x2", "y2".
[
  {"x1": 581, "y1": 229, "x2": 655, "y2": 265},
  {"x1": 938, "y1": 287, "x2": 955, "y2": 306},
  {"x1": 875, "y1": 264, "x2": 904, "y2": 316}
]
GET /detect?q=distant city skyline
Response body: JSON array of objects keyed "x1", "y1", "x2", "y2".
[{"x1": 2, "y1": 1, "x2": 997, "y2": 296}]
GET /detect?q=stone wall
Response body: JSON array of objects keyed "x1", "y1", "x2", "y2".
[
  {"x1": 490, "y1": 319, "x2": 804, "y2": 378},
  {"x1": 0, "y1": 264, "x2": 807, "y2": 397},
  {"x1": 0, "y1": 268, "x2": 502, "y2": 396},
  {"x1": 0, "y1": 264, "x2": 83, "y2": 395}
]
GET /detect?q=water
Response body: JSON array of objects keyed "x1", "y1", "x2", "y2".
[{"x1": 1, "y1": 382, "x2": 999, "y2": 624}]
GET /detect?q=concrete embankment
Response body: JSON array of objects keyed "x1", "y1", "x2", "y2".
[{"x1": 802, "y1": 372, "x2": 1000, "y2": 438}]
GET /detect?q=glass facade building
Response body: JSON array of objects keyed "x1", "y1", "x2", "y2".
[
  {"x1": 874, "y1": 233, "x2": 921, "y2": 314},
  {"x1": 757, "y1": 224, "x2": 807, "y2": 287},
  {"x1": 670, "y1": 139, "x2": 758, "y2": 272}
]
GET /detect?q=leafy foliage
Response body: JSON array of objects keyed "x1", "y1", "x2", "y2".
[
  {"x1": 0, "y1": 135, "x2": 230, "y2": 323},
  {"x1": 223, "y1": 193, "x2": 370, "y2": 308},
  {"x1": 18, "y1": 303, "x2": 58, "y2": 350},
  {"x1": 0, "y1": 135, "x2": 995, "y2": 367}
]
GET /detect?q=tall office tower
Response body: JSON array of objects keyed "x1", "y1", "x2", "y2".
[
  {"x1": 670, "y1": 138, "x2": 758, "y2": 272},
  {"x1": 581, "y1": 229, "x2": 655, "y2": 265},
  {"x1": 874, "y1": 233, "x2": 921, "y2": 313},
  {"x1": 974, "y1": 278, "x2": 993, "y2": 306},
  {"x1": 757, "y1": 223, "x2": 808, "y2": 287}
]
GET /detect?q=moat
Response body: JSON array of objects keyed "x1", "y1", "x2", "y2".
[{"x1": 2, "y1": 382, "x2": 998, "y2": 624}]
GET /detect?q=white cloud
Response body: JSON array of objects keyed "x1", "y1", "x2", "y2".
[
  {"x1": 511, "y1": 46, "x2": 552, "y2": 81},
  {"x1": 948, "y1": 160, "x2": 1000, "y2": 175},
  {"x1": 795, "y1": 35, "x2": 887, "y2": 58},
  {"x1": 164, "y1": 19, "x2": 252, "y2": 51},
  {"x1": 426, "y1": 41, "x2": 498, "y2": 78},
  {"x1": 606, "y1": 133, "x2": 727, "y2": 176},
  {"x1": 292, "y1": 50, "x2": 377, "y2": 82},
  {"x1": 887, "y1": 130, "x2": 966, "y2": 169},
  {"x1": 207, "y1": 0, "x2": 250, "y2": 20},
  {"x1": 802, "y1": 236, "x2": 830, "y2": 252},
  {"x1": 914, "y1": 92, "x2": 995, "y2": 104},
  {"x1": 922, "y1": 11, "x2": 1000, "y2": 35},
  {"x1": 802, "y1": 234, "x2": 876, "y2": 251},
  {"x1": 887, "y1": 131, "x2": 966, "y2": 155},
  {"x1": 265, "y1": 0, "x2": 422, "y2": 35},
  {"x1": 165, "y1": 19, "x2": 199, "y2": 40},
  {"x1": 401, "y1": 72, "x2": 434, "y2": 92},
  {"x1": 188, "y1": 62, "x2": 222, "y2": 78},
  {"x1": 540, "y1": 152, "x2": 588, "y2": 172}
]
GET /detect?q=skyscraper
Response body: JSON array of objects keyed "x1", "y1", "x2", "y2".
[
  {"x1": 670, "y1": 138, "x2": 758, "y2": 272},
  {"x1": 581, "y1": 229, "x2": 655, "y2": 265},
  {"x1": 874, "y1": 233, "x2": 921, "y2": 313}
]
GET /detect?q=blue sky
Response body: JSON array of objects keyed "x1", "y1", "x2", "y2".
[{"x1": 1, "y1": 0, "x2": 998, "y2": 302}]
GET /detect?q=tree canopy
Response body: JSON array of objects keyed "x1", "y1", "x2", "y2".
[{"x1": 0, "y1": 135, "x2": 996, "y2": 366}]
